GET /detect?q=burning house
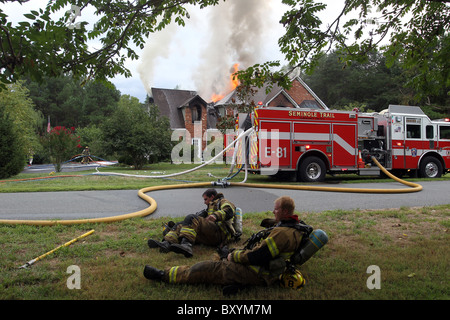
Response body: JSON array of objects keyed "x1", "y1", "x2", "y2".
[
  {"x1": 213, "y1": 76, "x2": 328, "y2": 119},
  {"x1": 150, "y1": 73, "x2": 327, "y2": 159}
]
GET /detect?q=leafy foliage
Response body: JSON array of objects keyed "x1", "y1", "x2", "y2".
[
  {"x1": 25, "y1": 75, "x2": 121, "y2": 127},
  {"x1": 0, "y1": 103, "x2": 25, "y2": 178},
  {"x1": 0, "y1": 81, "x2": 43, "y2": 158},
  {"x1": 101, "y1": 95, "x2": 173, "y2": 169},
  {"x1": 2, "y1": 0, "x2": 448, "y2": 106},
  {"x1": 303, "y1": 48, "x2": 449, "y2": 116},
  {"x1": 75, "y1": 124, "x2": 105, "y2": 159},
  {"x1": 237, "y1": 0, "x2": 449, "y2": 105},
  {"x1": 0, "y1": 0, "x2": 222, "y2": 85},
  {"x1": 303, "y1": 50, "x2": 410, "y2": 111}
]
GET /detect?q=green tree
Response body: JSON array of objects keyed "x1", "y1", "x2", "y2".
[
  {"x1": 0, "y1": 104, "x2": 25, "y2": 178},
  {"x1": 236, "y1": 0, "x2": 449, "y2": 106},
  {"x1": 81, "y1": 81, "x2": 121, "y2": 126},
  {"x1": 75, "y1": 124, "x2": 106, "y2": 159},
  {"x1": 1, "y1": 0, "x2": 222, "y2": 85},
  {"x1": 3, "y1": 0, "x2": 447, "y2": 108},
  {"x1": 0, "y1": 81, "x2": 43, "y2": 159},
  {"x1": 303, "y1": 50, "x2": 412, "y2": 111},
  {"x1": 25, "y1": 75, "x2": 82, "y2": 127},
  {"x1": 25, "y1": 75, "x2": 120, "y2": 127},
  {"x1": 102, "y1": 95, "x2": 172, "y2": 169}
]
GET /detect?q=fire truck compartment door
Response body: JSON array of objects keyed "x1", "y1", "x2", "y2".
[
  {"x1": 259, "y1": 121, "x2": 292, "y2": 168},
  {"x1": 332, "y1": 124, "x2": 357, "y2": 167},
  {"x1": 293, "y1": 122, "x2": 331, "y2": 143}
]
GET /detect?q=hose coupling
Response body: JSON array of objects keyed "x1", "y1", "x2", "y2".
[{"x1": 211, "y1": 179, "x2": 230, "y2": 188}]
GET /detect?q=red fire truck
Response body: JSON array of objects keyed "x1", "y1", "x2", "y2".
[{"x1": 236, "y1": 105, "x2": 450, "y2": 182}]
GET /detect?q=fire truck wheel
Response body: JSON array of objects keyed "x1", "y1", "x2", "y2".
[
  {"x1": 419, "y1": 156, "x2": 443, "y2": 178},
  {"x1": 297, "y1": 156, "x2": 326, "y2": 182}
]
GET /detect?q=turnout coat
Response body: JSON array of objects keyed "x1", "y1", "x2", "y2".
[
  {"x1": 162, "y1": 216, "x2": 304, "y2": 286},
  {"x1": 164, "y1": 193, "x2": 236, "y2": 246}
]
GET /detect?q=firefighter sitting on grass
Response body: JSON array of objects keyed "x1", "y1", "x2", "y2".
[
  {"x1": 144, "y1": 196, "x2": 306, "y2": 293},
  {"x1": 147, "y1": 188, "x2": 236, "y2": 258}
]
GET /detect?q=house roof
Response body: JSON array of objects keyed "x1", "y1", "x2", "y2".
[
  {"x1": 151, "y1": 87, "x2": 216, "y2": 129},
  {"x1": 151, "y1": 77, "x2": 328, "y2": 131},
  {"x1": 295, "y1": 77, "x2": 328, "y2": 110},
  {"x1": 177, "y1": 95, "x2": 208, "y2": 109},
  {"x1": 213, "y1": 76, "x2": 328, "y2": 110},
  {"x1": 151, "y1": 88, "x2": 198, "y2": 129},
  {"x1": 214, "y1": 82, "x2": 283, "y2": 106}
]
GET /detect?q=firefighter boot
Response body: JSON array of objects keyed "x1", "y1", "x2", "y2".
[
  {"x1": 147, "y1": 239, "x2": 171, "y2": 253},
  {"x1": 169, "y1": 238, "x2": 193, "y2": 258},
  {"x1": 143, "y1": 266, "x2": 165, "y2": 281}
]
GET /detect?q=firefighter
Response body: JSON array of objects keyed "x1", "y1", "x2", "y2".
[
  {"x1": 81, "y1": 146, "x2": 90, "y2": 164},
  {"x1": 143, "y1": 196, "x2": 305, "y2": 293},
  {"x1": 147, "y1": 189, "x2": 236, "y2": 258}
]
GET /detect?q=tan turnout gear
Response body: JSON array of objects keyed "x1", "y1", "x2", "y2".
[
  {"x1": 161, "y1": 217, "x2": 304, "y2": 286},
  {"x1": 163, "y1": 193, "x2": 236, "y2": 246}
]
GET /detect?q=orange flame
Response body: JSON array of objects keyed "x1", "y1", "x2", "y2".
[
  {"x1": 211, "y1": 63, "x2": 240, "y2": 103},
  {"x1": 229, "y1": 63, "x2": 240, "y2": 89},
  {"x1": 211, "y1": 93, "x2": 224, "y2": 102}
]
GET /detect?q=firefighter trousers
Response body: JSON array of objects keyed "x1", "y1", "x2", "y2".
[
  {"x1": 164, "y1": 216, "x2": 227, "y2": 246},
  {"x1": 163, "y1": 260, "x2": 269, "y2": 286}
]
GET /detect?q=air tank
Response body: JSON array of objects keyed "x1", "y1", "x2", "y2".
[
  {"x1": 234, "y1": 207, "x2": 243, "y2": 235},
  {"x1": 291, "y1": 229, "x2": 328, "y2": 266}
]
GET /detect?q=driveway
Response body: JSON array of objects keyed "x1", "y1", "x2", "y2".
[{"x1": 0, "y1": 180, "x2": 449, "y2": 221}]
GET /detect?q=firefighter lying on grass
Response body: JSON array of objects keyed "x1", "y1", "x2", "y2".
[
  {"x1": 147, "y1": 188, "x2": 238, "y2": 258},
  {"x1": 144, "y1": 196, "x2": 316, "y2": 294}
]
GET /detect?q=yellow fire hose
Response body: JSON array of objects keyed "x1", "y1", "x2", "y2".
[
  {"x1": 1, "y1": 157, "x2": 422, "y2": 226},
  {"x1": 18, "y1": 229, "x2": 95, "y2": 269},
  {"x1": 231, "y1": 157, "x2": 423, "y2": 194}
]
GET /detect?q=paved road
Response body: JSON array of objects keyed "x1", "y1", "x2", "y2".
[{"x1": 0, "y1": 180, "x2": 449, "y2": 221}]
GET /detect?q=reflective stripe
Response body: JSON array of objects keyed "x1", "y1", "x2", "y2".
[
  {"x1": 216, "y1": 221, "x2": 230, "y2": 239},
  {"x1": 165, "y1": 230, "x2": 178, "y2": 243},
  {"x1": 208, "y1": 199, "x2": 234, "y2": 221},
  {"x1": 233, "y1": 250, "x2": 243, "y2": 263},
  {"x1": 281, "y1": 252, "x2": 293, "y2": 258},
  {"x1": 260, "y1": 131, "x2": 291, "y2": 140},
  {"x1": 169, "y1": 266, "x2": 179, "y2": 283},
  {"x1": 332, "y1": 134, "x2": 356, "y2": 156},
  {"x1": 216, "y1": 202, "x2": 233, "y2": 220},
  {"x1": 265, "y1": 237, "x2": 279, "y2": 257},
  {"x1": 249, "y1": 265, "x2": 260, "y2": 274},
  {"x1": 249, "y1": 265, "x2": 269, "y2": 276},
  {"x1": 216, "y1": 209, "x2": 227, "y2": 220},
  {"x1": 180, "y1": 227, "x2": 197, "y2": 238}
]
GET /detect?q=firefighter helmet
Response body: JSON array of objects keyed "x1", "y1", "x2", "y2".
[{"x1": 279, "y1": 267, "x2": 306, "y2": 290}]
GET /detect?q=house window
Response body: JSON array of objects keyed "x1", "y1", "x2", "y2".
[{"x1": 192, "y1": 105, "x2": 202, "y2": 123}]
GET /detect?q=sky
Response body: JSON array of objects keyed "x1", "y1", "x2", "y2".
[{"x1": 2, "y1": 0, "x2": 348, "y2": 103}]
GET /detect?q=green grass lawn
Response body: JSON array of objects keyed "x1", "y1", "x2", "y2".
[
  {"x1": 2, "y1": 162, "x2": 449, "y2": 193},
  {"x1": 0, "y1": 206, "x2": 448, "y2": 300},
  {"x1": 0, "y1": 163, "x2": 449, "y2": 300}
]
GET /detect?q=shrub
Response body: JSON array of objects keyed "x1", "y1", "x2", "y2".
[{"x1": 41, "y1": 126, "x2": 81, "y2": 172}]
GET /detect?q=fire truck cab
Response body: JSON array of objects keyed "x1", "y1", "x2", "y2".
[{"x1": 237, "y1": 105, "x2": 450, "y2": 182}]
